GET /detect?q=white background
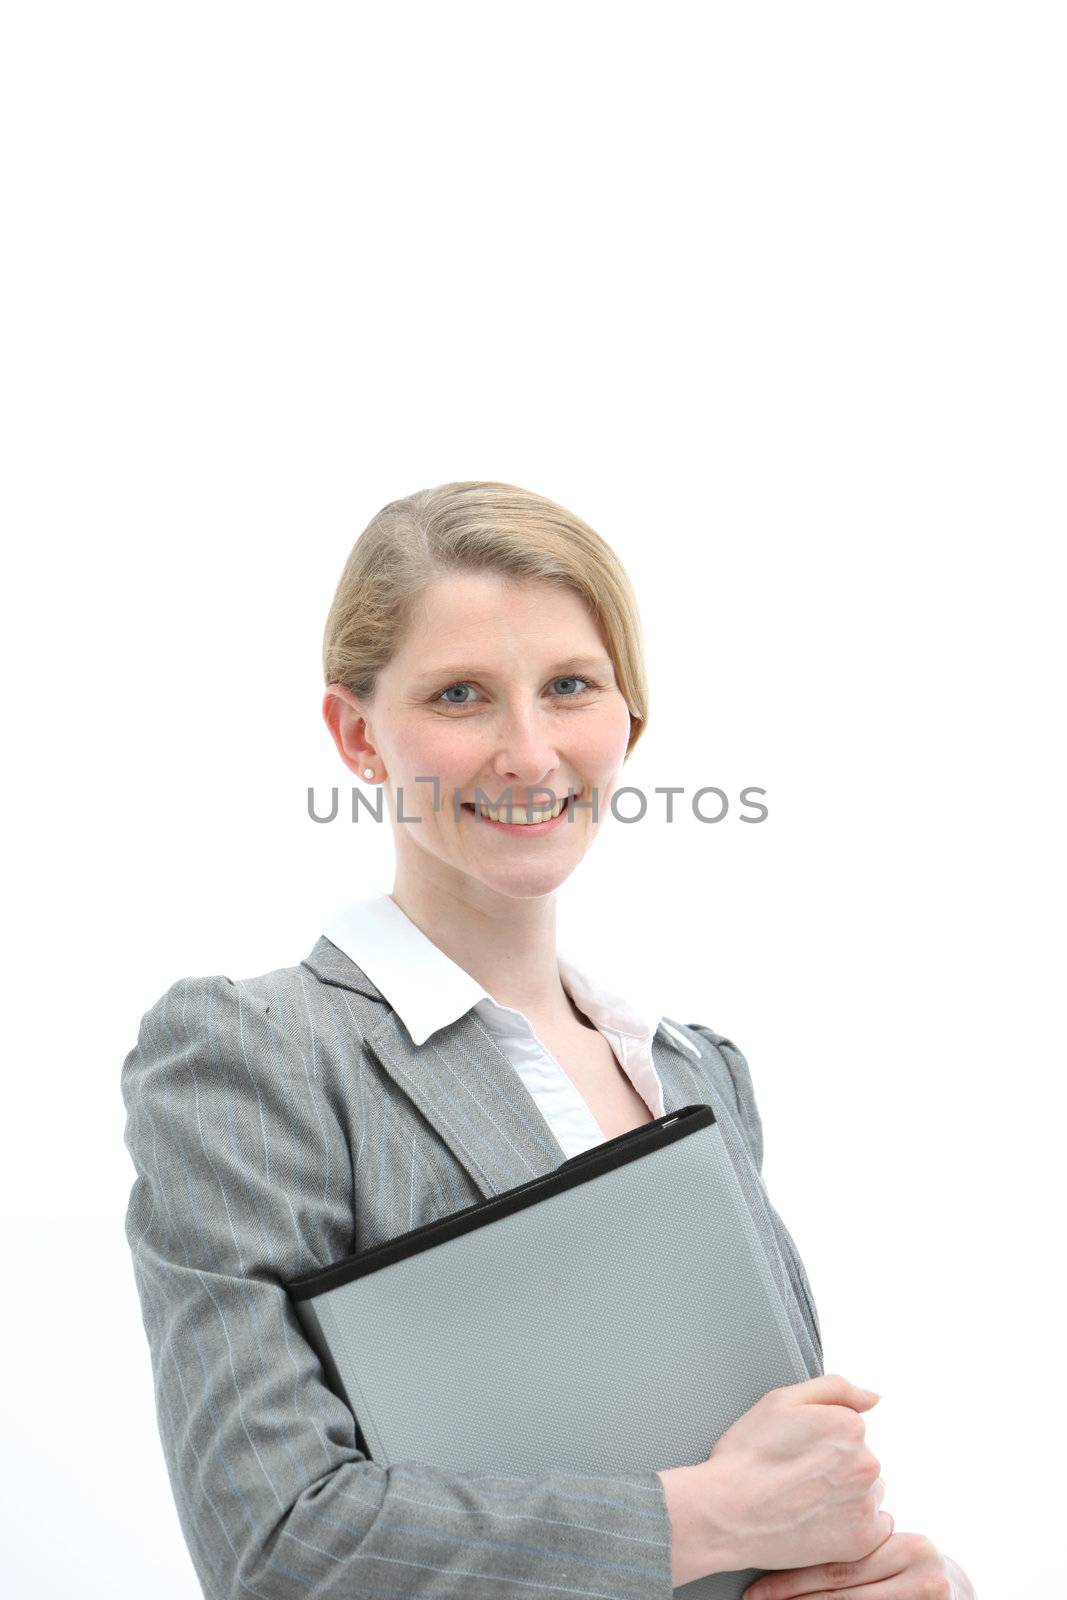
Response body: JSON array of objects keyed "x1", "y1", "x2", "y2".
[{"x1": 2, "y1": 4, "x2": 1063, "y2": 1596}]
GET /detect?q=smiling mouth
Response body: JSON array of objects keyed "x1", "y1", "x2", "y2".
[{"x1": 460, "y1": 793, "x2": 575, "y2": 827}]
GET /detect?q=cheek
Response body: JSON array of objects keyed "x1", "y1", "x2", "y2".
[
  {"x1": 391, "y1": 717, "x2": 477, "y2": 805},
  {"x1": 578, "y1": 698, "x2": 633, "y2": 773}
]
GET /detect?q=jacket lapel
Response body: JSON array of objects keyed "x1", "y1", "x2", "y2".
[
  {"x1": 301, "y1": 934, "x2": 698, "y2": 1200},
  {"x1": 301, "y1": 934, "x2": 824, "y2": 1376}
]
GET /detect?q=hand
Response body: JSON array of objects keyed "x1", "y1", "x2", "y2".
[
  {"x1": 740, "y1": 1531, "x2": 977, "y2": 1599},
  {"x1": 702, "y1": 1373, "x2": 892, "y2": 1573}
]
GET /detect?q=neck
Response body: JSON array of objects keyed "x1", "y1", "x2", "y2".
[{"x1": 388, "y1": 870, "x2": 576, "y2": 1025}]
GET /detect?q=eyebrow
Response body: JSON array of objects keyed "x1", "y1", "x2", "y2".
[{"x1": 412, "y1": 653, "x2": 614, "y2": 685}]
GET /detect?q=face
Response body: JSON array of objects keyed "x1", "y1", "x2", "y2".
[{"x1": 324, "y1": 572, "x2": 634, "y2": 902}]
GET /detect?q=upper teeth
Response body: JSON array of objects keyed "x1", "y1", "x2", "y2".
[{"x1": 477, "y1": 797, "x2": 567, "y2": 824}]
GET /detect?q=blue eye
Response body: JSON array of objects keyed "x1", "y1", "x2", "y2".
[{"x1": 435, "y1": 675, "x2": 597, "y2": 709}]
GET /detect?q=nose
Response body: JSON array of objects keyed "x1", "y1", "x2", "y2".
[{"x1": 490, "y1": 708, "x2": 564, "y2": 800}]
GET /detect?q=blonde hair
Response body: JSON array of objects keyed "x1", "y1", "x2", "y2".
[{"x1": 322, "y1": 480, "x2": 648, "y2": 758}]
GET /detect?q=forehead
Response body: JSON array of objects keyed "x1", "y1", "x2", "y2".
[{"x1": 393, "y1": 573, "x2": 610, "y2": 675}]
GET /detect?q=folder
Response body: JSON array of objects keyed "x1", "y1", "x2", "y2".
[{"x1": 285, "y1": 1102, "x2": 809, "y2": 1599}]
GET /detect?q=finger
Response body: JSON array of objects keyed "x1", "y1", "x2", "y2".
[
  {"x1": 780, "y1": 1372, "x2": 882, "y2": 1411},
  {"x1": 741, "y1": 1531, "x2": 914, "y2": 1600},
  {"x1": 742, "y1": 1576, "x2": 922, "y2": 1600}
]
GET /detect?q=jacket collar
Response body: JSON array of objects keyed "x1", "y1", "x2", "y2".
[
  {"x1": 300, "y1": 930, "x2": 712, "y2": 1202},
  {"x1": 320, "y1": 888, "x2": 683, "y2": 1051}
]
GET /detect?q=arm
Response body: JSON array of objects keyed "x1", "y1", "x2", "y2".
[
  {"x1": 694, "y1": 1035, "x2": 977, "y2": 1600},
  {"x1": 122, "y1": 973, "x2": 675, "y2": 1600},
  {"x1": 656, "y1": 1462, "x2": 744, "y2": 1588},
  {"x1": 689, "y1": 1023, "x2": 824, "y2": 1367},
  {"x1": 703, "y1": 1029, "x2": 765, "y2": 1171}
]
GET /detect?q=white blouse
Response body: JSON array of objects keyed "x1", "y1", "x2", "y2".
[{"x1": 321, "y1": 888, "x2": 701, "y2": 1160}]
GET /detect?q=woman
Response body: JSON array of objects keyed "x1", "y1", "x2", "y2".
[{"x1": 122, "y1": 480, "x2": 975, "y2": 1599}]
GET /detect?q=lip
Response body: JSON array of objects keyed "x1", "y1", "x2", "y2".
[{"x1": 460, "y1": 794, "x2": 576, "y2": 835}]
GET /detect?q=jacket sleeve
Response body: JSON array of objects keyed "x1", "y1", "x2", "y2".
[
  {"x1": 122, "y1": 973, "x2": 675, "y2": 1600},
  {"x1": 697, "y1": 1028, "x2": 766, "y2": 1173},
  {"x1": 687, "y1": 1023, "x2": 824, "y2": 1367}
]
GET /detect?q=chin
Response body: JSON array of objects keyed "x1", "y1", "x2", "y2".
[{"x1": 462, "y1": 860, "x2": 584, "y2": 900}]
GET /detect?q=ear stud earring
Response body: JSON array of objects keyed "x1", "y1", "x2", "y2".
[{"x1": 363, "y1": 768, "x2": 374, "y2": 779}]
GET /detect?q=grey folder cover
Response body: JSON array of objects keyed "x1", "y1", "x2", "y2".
[{"x1": 285, "y1": 1102, "x2": 810, "y2": 1600}]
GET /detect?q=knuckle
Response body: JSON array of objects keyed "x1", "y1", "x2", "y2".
[{"x1": 825, "y1": 1561, "x2": 858, "y2": 1584}]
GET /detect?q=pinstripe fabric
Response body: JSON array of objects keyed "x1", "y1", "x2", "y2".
[{"x1": 121, "y1": 935, "x2": 824, "y2": 1600}]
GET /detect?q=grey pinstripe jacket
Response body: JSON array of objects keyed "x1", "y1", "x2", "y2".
[{"x1": 121, "y1": 933, "x2": 824, "y2": 1600}]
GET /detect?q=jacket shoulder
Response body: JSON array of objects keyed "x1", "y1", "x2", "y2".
[
  {"x1": 663, "y1": 1018, "x2": 765, "y2": 1173},
  {"x1": 131, "y1": 955, "x2": 326, "y2": 1033}
]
